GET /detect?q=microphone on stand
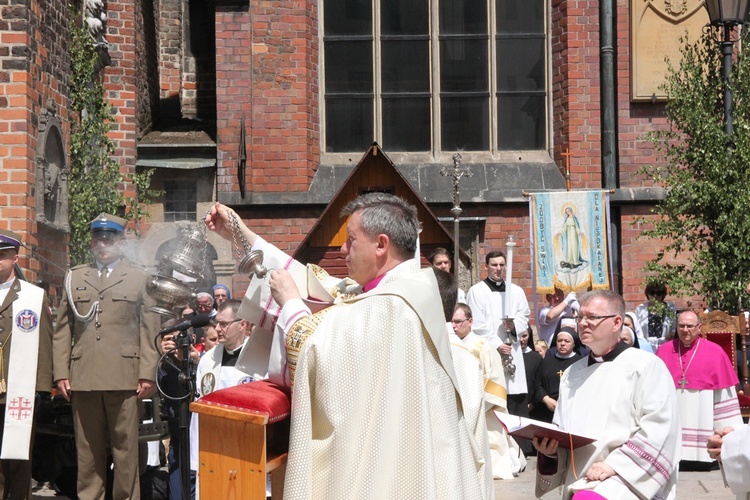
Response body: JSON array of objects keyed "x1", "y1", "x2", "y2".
[{"x1": 158, "y1": 314, "x2": 211, "y2": 336}]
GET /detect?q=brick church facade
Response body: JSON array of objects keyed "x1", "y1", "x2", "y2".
[{"x1": 0, "y1": 0, "x2": 709, "y2": 311}]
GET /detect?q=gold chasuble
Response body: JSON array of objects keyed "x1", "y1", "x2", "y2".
[
  {"x1": 285, "y1": 306, "x2": 335, "y2": 388},
  {"x1": 238, "y1": 236, "x2": 490, "y2": 499}
]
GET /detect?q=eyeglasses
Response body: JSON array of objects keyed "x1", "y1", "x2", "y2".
[
  {"x1": 216, "y1": 318, "x2": 242, "y2": 330},
  {"x1": 575, "y1": 314, "x2": 618, "y2": 325},
  {"x1": 451, "y1": 319, "x2": 469, "y2": 326},
  {"x1": 677, "y1": 323, "x2": 699, "y2": 330}
]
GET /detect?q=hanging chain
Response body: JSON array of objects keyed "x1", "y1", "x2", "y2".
[
  {"x1": 191, "y1": 211, "x2": 210, "y2": 280},
  {"x1": 229, "y1": 212, "x2": 252, "y2": 259}
]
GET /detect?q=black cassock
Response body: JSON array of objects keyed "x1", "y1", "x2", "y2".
[{"x1": 532, "y1": 353, "x2": 582, "y2": 423}]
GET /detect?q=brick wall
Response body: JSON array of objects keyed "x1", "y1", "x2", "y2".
[
  {"x1": 131, "y1": 0, "x2": 700, "y2": 317},
  {"x1": 103, "y1": 0, "x2": 138, "y2": 200},
  {"x1": 231, "y1": 205, "x2": 320, "y2": 297},
  {"x1": 620, "y1": 206, "x2": 701, "y2": 312},
  {"x1": 215, "y1": 0, "x2": 320, "y2": 196},
  {"x1": 615, "y1": 0, "x2": 670, "y2": 187},
  {"x1": 0, "y1": 0, "x2": 35, "y2": 245},
  {"x1": 552, "y1": 0, "x2": 671, "y2": 190},
  {"x1": 0, "y1": 0, "x2": 70, "y2": 292},
  {"x1": 551, "y1": 0, "x2": 603, "y2": 189},
  {"x1": 215, "y1": 0, "x2": 681, "y2": 314},
  {"x1": 183, "y1": 0, "x2": 214, "y2": 119},
  {"x1": 546, "y1": 0, "x2": 681, "y2": 311},
  {"x1": 158, "y1": 0, "x2": 180, "y2": 117},
  {"x1": 136, "y1": 0, "x2": 160, "y2": 134}
]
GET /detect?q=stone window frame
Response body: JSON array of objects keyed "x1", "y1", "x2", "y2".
[{"x1": 319, "y1": 0, "x2": 550, "y2": 165}]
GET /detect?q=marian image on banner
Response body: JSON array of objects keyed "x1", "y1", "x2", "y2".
[{"x1": 530, "y1": 191, "x2": 610, "y2": 294}]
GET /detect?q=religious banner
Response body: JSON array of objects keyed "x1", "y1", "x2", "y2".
[{"x1": 529, "y1": 191, "x2": 611, "y2": 294}]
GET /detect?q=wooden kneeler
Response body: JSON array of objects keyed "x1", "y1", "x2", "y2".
[{"x1": 190, "y1": 380, "x2": 291, "y2": 499}]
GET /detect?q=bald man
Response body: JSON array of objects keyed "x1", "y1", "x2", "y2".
[{"x1": 656, "y1": 310, "x2": 742, "y2": 469}]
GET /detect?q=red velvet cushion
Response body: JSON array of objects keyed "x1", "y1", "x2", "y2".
[
  {"x1": 704, "y1": 332, "x2": 736, "y2": 366},
  {"x1": 738, "y1": 392, "x2": 750, "y2": 408},
  {"x1": 198, "y1": 380, "x2": 291, "y2": 423}
]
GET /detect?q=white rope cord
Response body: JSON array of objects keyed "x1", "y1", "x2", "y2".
[{"x1": 65, "y1": 270, "x2": 100, "y2": 324}]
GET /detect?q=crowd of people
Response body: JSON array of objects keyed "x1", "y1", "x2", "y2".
[{"x1": 2, "y1": 194, "x2": 750, "y2": 499}]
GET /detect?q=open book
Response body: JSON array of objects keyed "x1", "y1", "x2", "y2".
[{"x1": 495, "y1": 412, "x2": 596, "y2": 450}]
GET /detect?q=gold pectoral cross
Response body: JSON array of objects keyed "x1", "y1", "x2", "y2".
[{"x1": 557, "y1": 369, "x2": 564, "y2": 378}]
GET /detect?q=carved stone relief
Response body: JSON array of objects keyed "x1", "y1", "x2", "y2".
[
  {"x1": 631, "y1": 0, "x2": 708, "y2": 101},
  {"x1": 36, "y1": 99, "x2": 69, "y2": 232}
]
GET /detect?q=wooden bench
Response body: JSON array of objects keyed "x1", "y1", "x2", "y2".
[{"x1": 190, "y1": 380, "x2": 291, "y2": 499}]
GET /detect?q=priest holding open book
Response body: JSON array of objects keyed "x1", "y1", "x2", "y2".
[{"x1": 533, "y1": 290, "x2": 681, "y2": 499}]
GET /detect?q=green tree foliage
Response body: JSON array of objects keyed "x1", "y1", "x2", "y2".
[
  {"x1": 68, "y1": 10, "x2": 162, "y2": 264},
  {"x1": 124, "y1": 167, "x2": 163, "y2": 237},
  {"x1": 640, "y1": 29, "x2": 750, "y2": 314},
  {"x1": 68, "y1": 13, "x2": 122, "y2": 265}
]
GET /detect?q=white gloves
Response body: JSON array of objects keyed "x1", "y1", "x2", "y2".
[{"x1": 565, "y1": 292, "x2": 580, "y2": 312}]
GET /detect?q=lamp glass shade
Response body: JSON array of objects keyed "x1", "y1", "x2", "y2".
[{"x1": 705, "y1": 0, "x2": 750, "y2": 25}]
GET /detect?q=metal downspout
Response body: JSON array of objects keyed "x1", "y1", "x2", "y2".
[{"x1": 600, "y1": 0, "x2": 618, "y2": 188}]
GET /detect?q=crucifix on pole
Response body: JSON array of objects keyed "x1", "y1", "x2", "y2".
[
  {"x1": 440, "y1": 153, "x2": 473, "y2": 276},
  {"x1": 562, "y1": 148, "x2": 573, "y2": 191}
]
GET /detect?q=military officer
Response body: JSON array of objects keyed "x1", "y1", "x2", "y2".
[
  {"x1": 53, "y1": 214, "x2": 160, "y2": 500},
  {"x1": 0, "y1": 229, "x2": 53, "y2": 499}
]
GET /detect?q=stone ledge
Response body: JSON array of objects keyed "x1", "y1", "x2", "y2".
[{"x1": 220, "y1": 160, "x2": 568, "y2": 205}]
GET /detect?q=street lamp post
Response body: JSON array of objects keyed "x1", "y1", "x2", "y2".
[{"x1": 704, "y1": 0, "x2": 750, "y2": 137}]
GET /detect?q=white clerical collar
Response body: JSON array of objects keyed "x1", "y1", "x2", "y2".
[
  {"x1": 489, "y1": 278, "x2": 505, "y2": 286},
  {"x1": 225, "y1": 343, "x2": 243, "y2": 356}
]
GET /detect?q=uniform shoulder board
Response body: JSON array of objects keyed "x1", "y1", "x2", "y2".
[{"x1": 70, "y1": 263, "x2": 90, "y2": 270}]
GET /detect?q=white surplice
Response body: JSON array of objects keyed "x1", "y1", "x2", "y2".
[
  {"x1": 190, "y1": 339, "x2": 263, "y2": 471},
  {"x1": 448, "y1": 330, "x2": 495, "y2": 498},
  {"x1": 536, "y1": 347, "x2": 681, "y2": 499},
  {"x1": 237, "y1": 237, "x2": 487, "y2": 499},
  {"x1": 462, "y1": 331, "x2": 523, "y2": 479},
  {"x1": 721, "y1": 424, "x2": 750, "y2": 499},
  {"x1": 677, "y1": 387, "x2": 742, "y2": 462},
  {"x1": 466, "y1": 281, "x2": 530, "y2": 394}
]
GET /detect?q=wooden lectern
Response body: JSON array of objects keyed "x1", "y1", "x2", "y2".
[{"x1": 190, "y1": 381, "x2": 291, "y2": 499}]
